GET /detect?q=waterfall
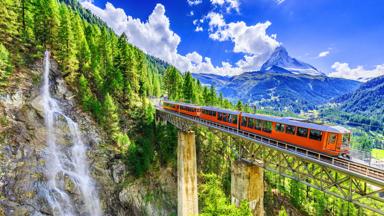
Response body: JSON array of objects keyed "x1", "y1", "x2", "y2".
[{"x1": 40, "y1": 51, "x2": 102, "y2": 216}]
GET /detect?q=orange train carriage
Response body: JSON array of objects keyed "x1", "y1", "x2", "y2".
[{"x1": 162, "y1": 101, "x2": 351, "y2": 158}]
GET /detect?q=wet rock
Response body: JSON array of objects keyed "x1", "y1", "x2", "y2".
[
  {"x1": 30, "y1": 95, "x2": 44, "y2": 116},
  {"x1": 112, "y1": 162, "x2": 125, "y2": 184}
]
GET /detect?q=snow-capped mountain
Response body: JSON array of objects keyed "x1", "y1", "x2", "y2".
[
  {"x1": 260, "y1": 46, "x2": 324, "y2": 76},
  {"x1": 192, "y1": 46, "x2": 360, "y2": 112}
]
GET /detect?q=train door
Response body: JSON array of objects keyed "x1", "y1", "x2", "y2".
[{"x1": 326, "y1": 133, "x2": 337, "y2": 151}]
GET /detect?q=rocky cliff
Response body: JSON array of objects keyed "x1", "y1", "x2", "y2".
[{"x1": 0, "y1": 58, "x2": 176, "y2": 215}]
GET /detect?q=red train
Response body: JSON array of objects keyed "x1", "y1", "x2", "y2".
[{"x1": 162, "y1": 101, "x2": 351, "y2": 158}]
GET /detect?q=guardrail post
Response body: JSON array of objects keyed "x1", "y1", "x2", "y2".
[
  {"x1": 177, "y1": 130, "x2": 198, "y2": 216},
  {"x1": 231, "y1": 160, "x2": 264, "y2": 216}
]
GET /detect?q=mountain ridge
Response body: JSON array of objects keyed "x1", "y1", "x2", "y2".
[
  {"x1": 333, "y1": 75, "x2": 384, "y2": 119},
  {"x1": 192, "y1": 46, "x2": 360, "y2": 112}
]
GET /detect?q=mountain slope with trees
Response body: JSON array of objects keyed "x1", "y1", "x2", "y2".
[{"x1": 334, "y1": 75, "x2": 384, "y2": 121}]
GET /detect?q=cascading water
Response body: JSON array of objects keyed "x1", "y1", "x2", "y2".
[{"x1": 39, "y1": 51, "x2": 102, "y2": 216}]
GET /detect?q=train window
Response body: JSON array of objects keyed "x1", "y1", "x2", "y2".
[
  {"x1": 241, "y1": 117, "x2": 247, "y2": 126},
  {"x1": 223, "y1": 114, "x2": 228, "y2": 122},
  {"x1": 275, "y1": 123, "x2": 285, "y2": 132},
  {"x1": 248, "y1": 118, "x2": 254, "y2": 128},
  {"x1": 255, "y1": 119, "x2": 262, "y2": 130},
  {"x1": 328, "y1": 133, "x2": 337, "y2": 144},
  {"x1": 297, "y1": 127, "x2": 308, "y2": 138},
  {"x1": 263, "y1": 121, "x2": 272, "y2": 133},
  {"x1": 342, "y1": 133, "x2": 350, "y2": 145},
  {"x1": 232, "y1": 115, "x2": 238, "y2": 124},
  {"x1": 286, "y1": 125, "x2": 296, "y2": 135},
  {"x1": 309, "y1": 129, "x2": 322, "y2": 141},
  {"x1": 218, "y1": 113, "x2": 223, "y2": 121}
]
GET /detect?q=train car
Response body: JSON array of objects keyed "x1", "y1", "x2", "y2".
[
  {"x1": 162, "y1": 100, "x2": 351, "y2": 157},
  {"x1": 162, "y1": 101, "x2": 180, "y2": 112},
  {"x1": 200, "y1": 106, "x2": 240, "y2": 129},
  {"x1": 178, "y1": 102, "x2": 201, "y2": 117},
  {"x1": 239, "y1": 113, "x2": 351, "y2": 157}
]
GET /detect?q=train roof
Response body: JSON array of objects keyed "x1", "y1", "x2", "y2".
[
  {"x1": 201, "y1": 106, "x2": 241, "y2": 115},
  {"x1": 242, "y1": 113, "x2": 350, "y2": 133}
]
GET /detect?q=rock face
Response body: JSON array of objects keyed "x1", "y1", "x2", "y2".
[{"x1": 0, "y1": 58, "x2": 176, "y2": 215}]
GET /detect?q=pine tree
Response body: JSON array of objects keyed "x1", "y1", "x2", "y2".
[
  {"x1": 78, "y1": 74, "x2": 92, "y2": 109},
  {"x1": 0, "y1": 43, "x2": 13, "y2": 86},
  {"x1": 115, "y1": 34, "x2": 139, "y2": 96},
  {"x1": 57, "y1": 5, "x2": 78, "y2": 78},
  {"x1": 314, "y1": 190, "x2": 326, "y2": 216},
  {"x1": 20, "y1": 0, "x2": 35, "y2": 44},
  {"x1": 203, "y1": 86, "x2": 210, "y2": 105},
  {"x1": 236, "y1": 100, "x2": 243, "y2": 111},
  {"x1": 163, "y1": 66, "x2": 183, "y2": 100},
  {"x1": 289, "y1": 179, "x2": 302, "y2": 208},
  {"x1": 128, "y1": 48, "x2": 140, "y2": 94},
  {"x1": 207, "y1": 85, "x2": 217, "y2": 106},
  {"x1": 152, "y1": 73, "x2": 161, "y2": 97},
  {"x1": 103, "y1": 93, "x2": 120, "y2": 142},
  {"x1": 116, "y1": 132, "x2": 130, "y2": 152},
  {"x1": 0, "y1": 0, "x2": 21, "y2": 47},
  {"x1": 98, "y1": 27, "x2": 113, "y2": 79},
  {"x1": 33, "y1": 0, "x2": 60, "y2": 48},
  {"x1": 137, "y1": 51, "x2": 149, "y2": 97},
  {"x1": 183, "y1": 72, "x2": 194, "y2": 102}
]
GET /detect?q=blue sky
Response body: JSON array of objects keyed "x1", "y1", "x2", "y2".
[{"x1": 82, "y1": 0, "x2": 384, "y2": 80}]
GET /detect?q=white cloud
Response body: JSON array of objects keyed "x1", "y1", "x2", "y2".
[
  {"x1": 210, "y1": 0, "x2": 240, "y2": 13},
  {"x1": 189, "y1": 11, "x2": 194, "y2": 16},
  {"x1": 195, "y1": 26, "x2": 204, "y2": 32},
  {"x1": 275, "y1": 0, "x2": 286, "y2": 5},
  {"x1": 328, "y1": 62, "x2": 384, "y2": 82},
  {"x1": 81, "y1": 2, "x2": 180, "y2": 64},
  {"x1": 318, "y1": 50, "x2": 330, "y2": 58},
  {"x1": 207, "y1": 12, "x2": 226, "y2": 28},
  {"x1": 187, "y1": 0, "x2": 202, "y2": 6},
  {"x1": 206, "y1": 12, "x2": 280, "y2": 70},
  {"x1": 81, "y1": 2, "x2": 242, "y2": 76}
]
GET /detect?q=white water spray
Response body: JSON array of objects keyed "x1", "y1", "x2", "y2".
[{"x1": 40, "y1": 51, "x2": 102, "y2": 216}]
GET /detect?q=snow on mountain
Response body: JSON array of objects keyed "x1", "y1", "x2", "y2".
[{"x1": 260, "y1": 46, "x2": 324, "y2": 76}]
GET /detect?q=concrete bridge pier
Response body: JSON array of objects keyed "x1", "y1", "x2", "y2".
[
  {"x1": 231, "y1": 160, "x2": 264, "y2": 216},
  {"x1": 177, "y1": 131, "x2": 198, "y2": 216}
]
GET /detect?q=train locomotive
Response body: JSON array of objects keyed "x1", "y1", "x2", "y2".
[{"x1": 162, "y1": 100, "x2": 351, "y2": 158}]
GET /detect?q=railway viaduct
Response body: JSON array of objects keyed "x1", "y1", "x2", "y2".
[{"x1": 155, "y1": 106, "x2": 384, "y2": 216}]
